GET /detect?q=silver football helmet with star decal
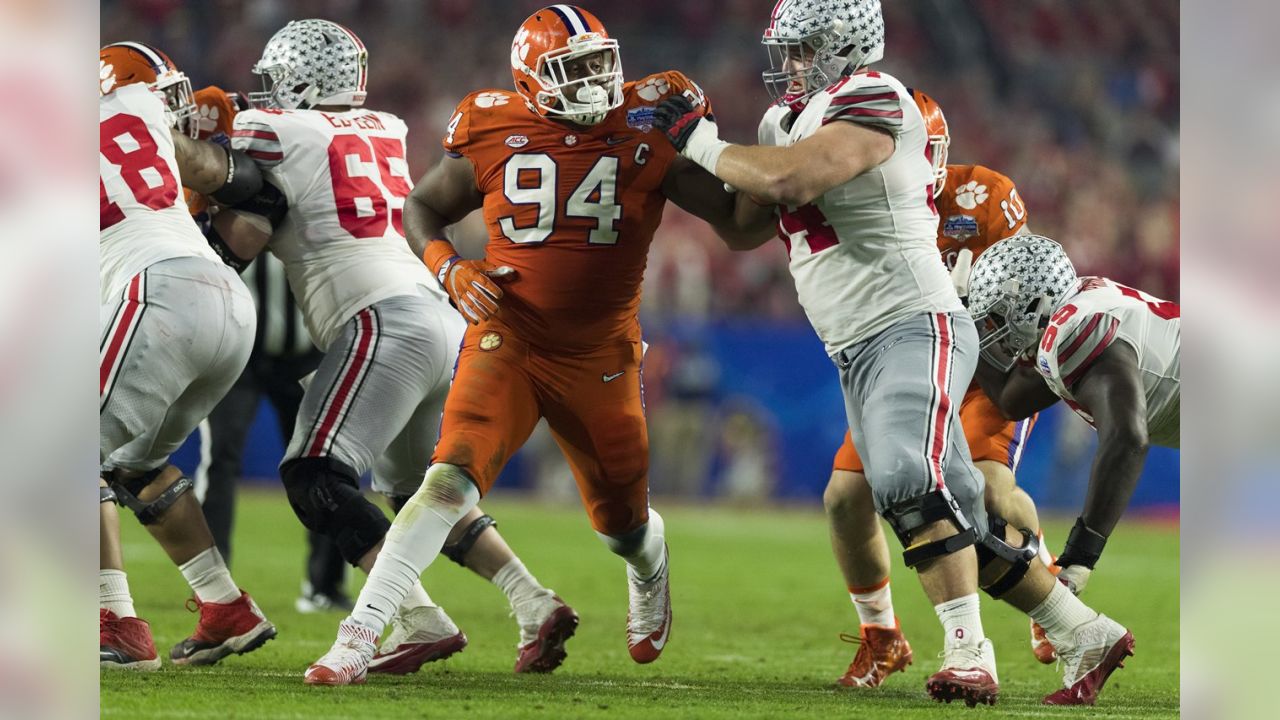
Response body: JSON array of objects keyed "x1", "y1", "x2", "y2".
[
  {"x1": 249, "y1": 19, "x2": 368, "y2": 110},
  {"x1": 761, "y1": 0, "x2": 885, "y2": 106},
  {"x1": 968, "y1": 234, "x2": 1079, "y2": 370}
]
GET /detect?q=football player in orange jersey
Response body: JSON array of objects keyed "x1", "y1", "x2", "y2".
[
  {"x1": 306, "y1": 5, "x2": 768, "y2": 684},
  {"x1": 821, "y1": 88, "x2": 1063, "y2": 689}
]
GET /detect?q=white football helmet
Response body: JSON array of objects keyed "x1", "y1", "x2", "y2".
[
  {"x1": 967, "y1": 234, "x2": 1079, "y2": 370},
  {"x1": 762, "y1": 0, "x2": 884, "y2": 106},
  {"x1": 249, "y1": 19, "x2": 368, "y2": 110}
]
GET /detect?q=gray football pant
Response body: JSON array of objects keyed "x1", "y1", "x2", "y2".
[
  {"x1": 100, "y1": 256, "x2": 255, "y2": 473},
  {"x1": 835, "y1": 310, "x2": 988, "y2": 536},
  {"x1": 282, "y1": 290, "x2": 465, "y2": 497}
]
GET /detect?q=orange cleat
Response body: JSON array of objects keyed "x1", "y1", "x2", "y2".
[
  {"x1": 836, "y1": 619, "x2": 913, "y2": 688},
  {"x1": 1030, "y1": 619, "x2": 1057, "y2": 664}
]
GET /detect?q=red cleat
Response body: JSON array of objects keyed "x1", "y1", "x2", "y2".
[
  {"x1": 169, "y1": 591, "x2": 276, "y2": 666},
  {"x1": 368, "y1": 606, "x2": 467, "y2": 675},
  {"x1": 514, "y1": 596, "x2": 579, "y2": 674},
  {"x1": 926, "y1": 639, "x2": 999, "y2": 707},
  {"x1": 1043, "y1": 622, "x2": 1135, "y2": 706},
  {"x1": 836, "y1": 619, "x2": 913, "y2": 688},
  {"x1": 100, "y1": 609, "x2": 161, "y2": 671}
]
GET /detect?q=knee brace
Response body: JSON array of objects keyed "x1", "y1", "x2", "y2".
[
  {"x1": 281, "y1": 457, "x2": 390, "y2": 565},
  {"x1": 975, "y1": 516, "x2": 1040, "y2": 599},
  {"x1": 441, "y1": 514, "x2": 497, "y2": 566},
  {"x1": 100, "y1": 484, "x2": 117, "y2": 504},
  {"x1": 882, "y1": 486, "x2": 980, "y2": 568},
  {"x1": 106, "y1": 467, "x2": 192, "y2": 525}
]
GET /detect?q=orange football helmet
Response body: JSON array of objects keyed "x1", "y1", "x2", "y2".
[
  {"x1": 909, "y1": 88, "x2": 950, "y2": 198},
  {"x1": 100, "y1": 41, "x2": 197, "y2": 137},
  {"x1": 510, "y1": 5, "x2": 623, "y2": 126}
]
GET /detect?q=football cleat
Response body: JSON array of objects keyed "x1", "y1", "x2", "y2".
[
  {"x1": 305, "y1": 621, "x2": 378, "y2": 686},
  {"x1": 926, "y1": 638, "x2": 999, "y2": 707},
  {"x1": 1043, "y1": 614, "x2": 1134, "y2": 706},
  {"x1": 368, "y1": 605, "x2": 467, "y2": 675},
  {"x1": 626, "y1": 545, "x2": 671, "y2": 664},
  {"x1": 295, "y1": 581, "x2": 355, "y2": 614},
  {"x1": 836, "y1": 619, "x2": 913, "y2": 688},
  {"x1": 513, "y1": 593, "x2": 579, "y2": 674},
  {"x1": 1031, "y1": 619, "x2": 1057, "y2": 664},
  {"x1": 169, "y1": 591, "x2": 276, "y2": 666},
  {"x1": 100, "y1": 609, "x2": 161, "y2": 671}
]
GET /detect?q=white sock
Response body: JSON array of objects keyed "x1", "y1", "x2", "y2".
[
  {"x1": 493, "y1": 558, "x2": 549, "y2": 612},
  {"x1": 399, "y1": 583, "x2": 434, "y2": 611},
  {"x1": 850, "y1": 579, "x2": 895, "y2": 628},
  {"x1": 598, "y1": 508, "x2": 666, "y2": 582},
  {"x1": 1028, "y1": 581, "x2": 1098, "y2": 643},
  {"x1": 1036, "y1": 529, "x2": 1056, "y2": 570},
  {"x1": 100, "y1": 569, "x2": 136, "y2": 618},
  {"x1": 179, "y1": 546, "x2": 241, "y2": 604},
  {"x1": 349, "y1": 464, "x2": 479, "y2": 632},
  {"x1": 935, "y1": 593, "x2": 985, "y2": 649}
]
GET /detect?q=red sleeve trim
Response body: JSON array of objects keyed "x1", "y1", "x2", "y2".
[{"x1": 1063, "y1": 317, "x2": 1120, "y2": 387}]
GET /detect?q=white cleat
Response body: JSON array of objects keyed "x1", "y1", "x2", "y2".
[
  {"x1": 513, "y1": 592, "x2": 579, "y2": 673},
  {"x1": 626, "y1": 544, "x2": 671, "y2": 664},
  {"x1": 926, "y1": 638, "x2": 1000, "y2": 707},
  {"x1": 304, "y1": 621, "x2": 377, "y2": 686},
  {"x1": 368, "y1": 605, "x2": 467, "y2": 675},
  {"x1": 1043, "y1": 614, "x2": 1135, "y2": 706}
]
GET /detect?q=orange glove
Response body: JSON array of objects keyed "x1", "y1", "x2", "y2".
[{"x1": 422, "y1": 239, "x2": 517, "y2": 324}]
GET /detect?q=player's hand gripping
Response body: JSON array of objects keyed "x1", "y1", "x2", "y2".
[
  {"x1": 652, "y1": 95, "x2": 728, "y2": 173},
  {"x1": 422, "y1": 239, "x2": 517, "y2": 324},
  {"x1": 1056, "y1": 564, "x2": 1092, "y2": 596}
]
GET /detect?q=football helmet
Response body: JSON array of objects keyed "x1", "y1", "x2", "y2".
[
  {"x1": 511, "y1": 5, "x2": 623, "y2": 126},
  {"x1": 99, "y1": 42, "x2": 197, "y2": 137},
  {"x1": 909, "y1": 88, "x2": 950, "y2": 198},
  {"x1": 762, "y1": 0, "x2": 884, "y2": 107},
  {"x1": 967, "y1": 234, "x2": 1079, "y2": 370},
  {"x1": 249, "y1": 19, "x2": 368, "y2": 110}
]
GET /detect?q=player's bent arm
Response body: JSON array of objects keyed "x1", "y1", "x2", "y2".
[
  {"x1": 661, "y1": 156, "x2": 776, "y2": 251},
  {"x1": 403, "y1": 154, "x2": 484, "y2": 259},
  {"x1": 208, "y1": 209, "x2": 271, "y2": 270},
  {"x1": 974, "y1": 359, "x2": 1060, "y2": 420},
  {"x1": 1068, "y1": 342, "x2": 1151, "y2": 544},
  {"x1": 171, "y1": 131, "x2": 263, "y2": 205},
  {"x1": 710, "y1": 122, "x2": 895, "y2": 207}
]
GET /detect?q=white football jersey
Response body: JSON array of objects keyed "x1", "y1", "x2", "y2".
[
  {"x1": 231, "y1": 107, "x2": 446, "y2": 351},
  {"x1": 99, "y1": 83, "x2": 219, "y2": 304},
  {"x1": 758, "y1": 70, "x2": 960, "y2": 355},
  {"x1": 1035, "y1": 277, "x2": 1180, "y2": 448}
]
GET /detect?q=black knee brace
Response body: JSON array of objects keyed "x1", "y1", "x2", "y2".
[
  {"x1": 106, "y1": 467, "x2": 192, "y2": 525},
  {"x1": 975, "y1": 516, "x2": 1040, "y2": 599},
  {"x1": 281, "y1": 457, "x2": 391, "y2": 566},
  {"x1": 441, "y1": 514, "x2": 497, "y2": 567},
  {"x1": 883, "y1": 486, "x2": 981, "y2": 568},
  {"x1": 100, "y1": 485, "x2": 117, "y2": 504}
]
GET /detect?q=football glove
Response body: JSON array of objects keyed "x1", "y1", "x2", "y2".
[
  {"x1": 422, "y1": 239, "x2": 516, "y2": 325},
  {"x1": 652, "y1": 95, "x2": 728, "y2": 174},
  {"x1": 1057, "y1": 564, "x2": 1091, "y2": 596},
  {"x1": 950, "y1": 248, "x2": 974, "y2": 305}
]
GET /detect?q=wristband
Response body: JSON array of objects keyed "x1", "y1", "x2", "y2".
[
  {"x1": 1056, "y1": 517, "x2": 1108, "y2": 569},
  {"x1": 682, "y1": 119, "x2": 731, "y2": 175}
]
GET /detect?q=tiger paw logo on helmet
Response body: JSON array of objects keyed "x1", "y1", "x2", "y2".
[
  {"x1": 955, "y1": 180, "x2": 989, "y2": 210},
  {"x1": 474, "y1": 92, "x2": 510, "y2": 109},
  {"x1": 636, "y1": 77, "x2": 670, "y2": 102},
  {"x1": 511, "y1": 27, "x2": 532, "y2": 67},
  {"x1": 99, "y1": 61, "x2": 116, "y2": 94}
]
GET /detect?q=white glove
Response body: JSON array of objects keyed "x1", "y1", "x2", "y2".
[
  {"x1": 1057, "y1": 564, "x2": 1092, "y2": 596},
  {"x1": 951, "y1": 248, "x2": 974, "y2": 301}
]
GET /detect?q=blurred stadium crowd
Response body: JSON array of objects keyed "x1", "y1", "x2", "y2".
[{"x1": 104, "y1": 0, "x2": 1179, "y2": 506}]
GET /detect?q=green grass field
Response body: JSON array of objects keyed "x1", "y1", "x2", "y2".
[{"x1": 101, "y1": 490, "x2": 1178, "y2": 719}]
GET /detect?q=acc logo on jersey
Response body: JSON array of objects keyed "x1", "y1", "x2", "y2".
[
  {"x1": 505, "y1": 134, "x2": 529, "y2": 148},
  {"x1": 955, "y1": 181, "x2": 989, "y2": 210},
  {"x1": 943, "y1": 214, "x2": 980, "y2": 240},
  {"x1": 627, "y1": 107, "x2": 656, "y2": 131},
  {"x1": 479, "y1": 331, "x2": 503, "y2": 352}
]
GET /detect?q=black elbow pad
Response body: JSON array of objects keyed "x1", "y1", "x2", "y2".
[
  {"x1": 211, "y1": 149, "x2": 264, "y2": 206},
  {"x1": 232, "y1": 179, "x2": 289, "y2": 229}
]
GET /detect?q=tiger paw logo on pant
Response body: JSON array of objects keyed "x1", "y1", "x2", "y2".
[{"x1": 479, "y1": 332, "x2": 502, "y2": 351}]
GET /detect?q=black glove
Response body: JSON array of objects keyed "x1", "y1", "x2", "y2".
[{"x1": 652, "y1": 95, "x2": 709, "y2": 152}]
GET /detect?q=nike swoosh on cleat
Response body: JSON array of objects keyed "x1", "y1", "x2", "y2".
[{"x1": 602, "y1": 371, "x2": 625, "y2": 382}]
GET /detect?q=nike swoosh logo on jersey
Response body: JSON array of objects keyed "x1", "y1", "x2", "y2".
[
  {"x1": 605, "y1": 135, "x2": 629, "y2": 145},
  {"x1": 602, "y1": 371, "x2": 625, "y2": 382}
]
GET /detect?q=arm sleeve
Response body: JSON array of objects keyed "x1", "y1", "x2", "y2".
[
  {"x1": 821, "y1": 79, "x2": 904, "y2": 135},
  {"x1": 1058, "y1": 312, "x2": 1122, "y2": 387}
]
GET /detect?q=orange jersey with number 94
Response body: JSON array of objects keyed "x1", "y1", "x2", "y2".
[{"x1": 443, "y1": 70, "x2": 709, "y2": 351}]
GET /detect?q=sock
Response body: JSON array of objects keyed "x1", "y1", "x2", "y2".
[
  {"x1": 1028, "y1": 581, "x2": 1097, "y2": 644},
  {"x1": 349, "y1": 464, "x2": 480, "y2": 632},
  {"x1": 179, "y1": 546, "x2": 241, "y2": 604},
  {"x1": 493, "y1": 558, "x2": 549, "y2": 613},
  {"x1": 100, "y1": 569, "x2": 136, "y2": 618},
  {"x1": 601, "y1": 508, "x2": 666, "y2": 582},
  {"x1": 850, "y1": 578, "x2": 895, "y2": 628},
  {"x1": 399, "y1": 583, "x2": 434, "y2": 611},
  {"x1": 1037, "y1": 529, "x2": 1059, "y2": 575},
  {"x1": 934, "y1": 593, "x2": 985, "y2": 649}
]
